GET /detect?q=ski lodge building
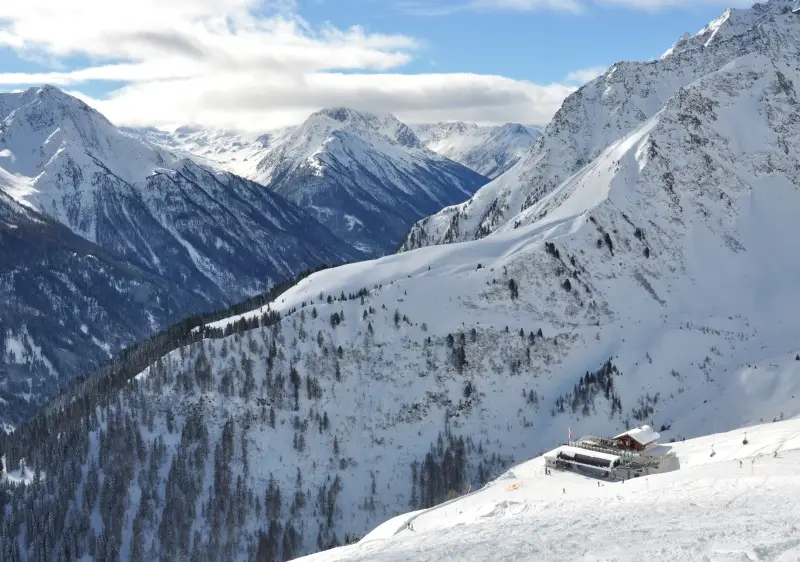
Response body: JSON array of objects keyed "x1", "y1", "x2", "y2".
[
  {"x1": 544, "y1": 425, "x2": 677, "y2": 480},
  {"x1": 612, "y1": 426, "x2": 661, "y2": 452}
]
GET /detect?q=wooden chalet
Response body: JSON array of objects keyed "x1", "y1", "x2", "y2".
[{"x1": 612, "y1": 425, "x2": 660, "y2": 452}]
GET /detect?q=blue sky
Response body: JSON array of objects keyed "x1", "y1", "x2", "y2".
[
  {"x1": 297, "y1": 1, "x2": 728, "y2": 83},
  {"x1": 0, "y1": 0, "x2": 758, "y2": 130}
]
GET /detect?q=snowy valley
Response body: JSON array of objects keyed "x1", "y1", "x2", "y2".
[{"x1": 2, "y1": 1, "x2": 800, "y2": 561}]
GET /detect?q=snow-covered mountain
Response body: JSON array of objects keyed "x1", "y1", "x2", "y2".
[
  {"x1": 3, "y1": 2, "x2": 800, "y2": 561},
  {"x1": 298, "y1": 419, "x2": 800, "y2": 561},
  {"x1": 247, "y1": 108, "x2": 488, "y2": 256},
  {"x1": 661, "y1": 1, "x2": 785, "y2": 59},
  {"x1": 3, "y1": 181, "x2": 800, "y2": 560},
  {"x1": 414, "y1": 122, "x2": 540, "y2": 179},
  {"x1": 0, "y1": 86, "x2": 361, "y2": 422},
  {"x1": 0, "y1": 190, "x2": 211, "y2": 423},
  {"x1": 121, "y1": 124, "x2": 290, "y2": 180},
  {"x1": 0, "y1": 87, "x2": 359, "y2": 287},
  {"x1": 127, "y1": 110, "x2": 488, "y2": 257},
  {"x1": 401, "y1": 0, "x2": 800, "y2": 251}
]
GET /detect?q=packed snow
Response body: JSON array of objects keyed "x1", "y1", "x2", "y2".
[{"x1": 298, "y1": 419, "x2": 800, "y2": 562}]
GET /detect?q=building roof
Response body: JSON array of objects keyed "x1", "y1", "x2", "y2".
[
  {"x1": 613, "y1": 425, "x2": 661, "y2": 446},
  {"x1": 545, "y1": 445, "x2": 621, "y2": 465}
]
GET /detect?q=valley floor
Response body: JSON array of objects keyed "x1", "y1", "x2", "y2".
[{"x1": 299, "y1": 420, "x2": 800, "y2": 562}]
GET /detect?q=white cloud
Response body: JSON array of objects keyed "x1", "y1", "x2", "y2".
[
  {"x1": 0, "y1": 0, "x2": 573, "y2": 130},
  {"x1": 564, "y1": 65, "x2": 609, "y2": 85},
  {"x1": 70, "y1": 73, "x2": 575, "y2": 131}
]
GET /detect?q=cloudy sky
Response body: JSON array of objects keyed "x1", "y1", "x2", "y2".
[{"x1": 0, "y1": 0, "x2": 757, "y2": 131}]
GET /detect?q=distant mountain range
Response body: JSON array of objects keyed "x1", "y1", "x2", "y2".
[
  {"x1": 0, "y1": 86, "x2": 361, "y2": 422},
  {"x1": 0, "y1": 88, "x2": 514, "y2": 422},
  {"x1": 128, "y1": 110, "x2": 495, "y2": 256},
  {"x1": 413, "y1": 121, "x2": 540, "y2": 179}
]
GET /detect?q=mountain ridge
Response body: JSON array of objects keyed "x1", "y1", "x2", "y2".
[
  {"x1": 127, "y1": 108, "x2": 490, "y2": 256},
  {"x1": 249, "y1": 107, "x2": 488, "y2": 255},
  {"x1": 400, "y1": 0, "x2": 799, "y2": 251}
]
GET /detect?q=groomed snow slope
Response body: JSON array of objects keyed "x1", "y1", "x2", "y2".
[{"x1": 299, "y1": 419, "x2": 800, "y2": 562}]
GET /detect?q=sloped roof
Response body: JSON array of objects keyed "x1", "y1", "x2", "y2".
[
  {"x1": 544, "y1": 445, "x2": 621, "y2": 464},
  {"x1": 614, "y1": 425, "x2": 660, "y2": 446}
]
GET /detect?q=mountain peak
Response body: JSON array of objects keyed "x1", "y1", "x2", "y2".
[
  {"x1": 314, "y1": 107, "x2": 372, "y2": 123},
  {"x1": 24, "y1": 84, "x2": 97, "y2": 112},
  {"x1": 662, "y1": 0, "x2": 795, "y2": 59},
  {"x1": 11, "y1": 84, "x2": 116, "y2": 137},
  {"x1": 305, "y1": 107, "x2": 422, "y2": 149},
  {"x1": 28, "y1": 84, "x2": 63, "y2": 97},
  {"x1": 174, "y1": 123, "x2": 206, "y2": 135},
  {"x1": 494, "y1": 123, "x2": 533, "y2": 137},
  {"x1": 0, "y1": 85, "x2": 138, "y2": 183}
]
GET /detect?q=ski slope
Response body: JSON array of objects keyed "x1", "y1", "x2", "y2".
[{"x1": 299, "y1": 419, "x2": 800, "y2": 562}]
